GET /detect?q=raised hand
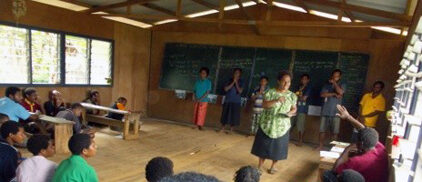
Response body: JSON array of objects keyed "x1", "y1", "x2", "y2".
[{"x1": 336, "y1": 105, "x2": 351, "y2": 120}]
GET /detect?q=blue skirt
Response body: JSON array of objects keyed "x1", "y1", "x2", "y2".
[{"x1": 251, "y1": 128, "x2": 289, "y2": 161}]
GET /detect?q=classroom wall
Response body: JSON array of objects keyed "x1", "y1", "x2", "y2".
[
  {"x1": 0, "y1": 0, "x2": 151, "y2": 113},
  {"x1": 148, "y1": 30, "x2": 403, "y2": 144}
]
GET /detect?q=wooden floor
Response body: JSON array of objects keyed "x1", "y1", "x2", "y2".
[{"x1": 21, "y1": 119, "x2": 320, "y2": 182}]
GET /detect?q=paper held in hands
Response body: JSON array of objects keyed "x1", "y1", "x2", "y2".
[{"x1": 320, "y1": 151, "x2": 341, "y2": 159}]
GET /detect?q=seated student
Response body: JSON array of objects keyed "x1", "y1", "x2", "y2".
[
  {"x1": 0, "y1": 87, "x2": 39, "y2": 123},
  {"x1": 145, "y1": 156, "x2": 174, "y2": 182},
  {"x1": 107, "y1": 97, "x2": 127, "y2": 121},
  {"x1": 0, "y1": 113, "x2": 9, "y2": 126},
  {"x1": 325, "y1": 105, "x2": 388, "y2": 182},
  {"x1": 83, "y1": 90, "x2": 100, "y2": 115},
  {"x1": 44, "y1": 90, "x2": 65, "y2": 117},
  {"x1": 56, "y1": 103, "x2": 95, "y2": 137},
  {"x1": 234, "y1": 166, "x2": 260, "y2": 182},
  {"x1": 20, "y1": 88, "x2": 43, "y2": 114},
  {"x1": 323, "y1": 169, "x2": 365, "y2": 182},
  {"x1": 52, "y1": 133, "x2": 98, "y2": 182},
  {"x1": 16, "y1": 135, "x2": 57, "y2": 182},
  {"x1": 0, "y1": 121, "x2": 26, "y2": 182},
  {"x1": 159, "y1": 172, "x2": 220, "y2": 182}
]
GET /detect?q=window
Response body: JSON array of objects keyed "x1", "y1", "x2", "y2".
[
  {"x1": 0, "y1": 23, "x2": 113, "y2": 86},
  {"x1": 0, "y1": 25, "x2": 29, "y2": 84},
  {"x1": 90, "y1": 40, "x2": 112, "y2": 85},
  {"x1": 31, "y1": 30, "x2": 61, "y2": 84},
  {"x1": 65, "y1": 35, "x2": 89, "y2": 84}
]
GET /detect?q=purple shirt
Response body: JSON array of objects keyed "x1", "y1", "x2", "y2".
[
  {"x1": 336, "y1": 142, "x2": 388, "y2": 182},
  {"x1": 224, "y1": 79, "x2": 243, "y2": 103}
]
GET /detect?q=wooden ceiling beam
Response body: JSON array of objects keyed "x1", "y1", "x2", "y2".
[
  {"x1": 189, "y1": 0, "x2": 219, "y2": 10},
  {"x1": 142, "y1": 3, "x2": 176, "y2": 16},
  {"x1": 302, "y1": 0, "x2": 412, "y2": 22},
  {"x1": 99, "y1": 14, "x2": 409, "y2": 27},
  {"x1": 234, "y1": 0, "x2": 261, "y2": 35},
  {"x1": 293, "y1": 0, "x2": 309, "y2": 13},
  {"x1": 176, "y1": 0, "x2": 183, "y2": 17},
  {"x1": 218, "y1": 0, "x2": 226, "y2": 29},
  {"x1": 83, "y1": 0, "x2": 157, "y2": 14},
  {"x1": 341, "y1": 0, "x2": 355, "y2": 22},
  {"x1": 265, "y1": 0, "x2": 273, "y2": 21}
]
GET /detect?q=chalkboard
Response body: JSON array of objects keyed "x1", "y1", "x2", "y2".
[
  {"x1": 250, "y1": 48, "x2": 292, "y2": 94},
  {"x1": 292, "y1": 50, "x2": 338, "y2": 106},
  {"x1": 215, "y1": 46, "x2": 255, "y2": 97},
  {"x1": 339, "y1": 53, "x2": 369, "y2": 112},
  {"x1": 159, "y1": 43, "x2": 220, "y2": 91}
]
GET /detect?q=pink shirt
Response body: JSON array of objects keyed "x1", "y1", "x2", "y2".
[
  {"x1": 16, "y1": 155, "x2": 57, "y2": 182},
  {"x1": 336, "y1": 142, "x2": 388, "y2": 182}
]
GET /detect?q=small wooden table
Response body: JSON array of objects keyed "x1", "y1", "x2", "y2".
[
  {"x1": 318, "y1": 143, "x2": 349, "y2": 181},
  {"x1": 38, "y1": 115, "x2": 74, "y2": 154},
  {"x1": 81, "y1": 103, "x2": 141, "y2": 140}
]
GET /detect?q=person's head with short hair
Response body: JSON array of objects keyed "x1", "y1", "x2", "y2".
[
  {"x1": 27, "y1": 134, "x2": 55, "y2": 158},
  {"x1": 87, "y1": 90, "x2": 100, "y2": 103},
  {"x1": 372, "y1": 81, "x2": 385, "y2": 94},
  {"x1": 5, "y1": 87, "x2": 23, "y2": 103},
  {"x1": 159, "y1": 172, "x2": 220, "y2": 182},
  {"x1": 331, "y1": 69, "x2": 342, "y2": 82},
  {"x1": 259, "y1": 76, "x2": 269, "y2": 87},
  {"x1": 0, "y1": 113, "x2": 9, "y2": 123},
  {"x1": 145, "y1": 157, "x2": 174, "y2": 182},
  {"x1": 233, "y1": 68, "x2": 242, "y2": 80},
  {"x1": 339, "y1": 169, "x2": 365, "y2": 182},
  {"x1": 117, "y1": 97, "x2": 127, "y2": 106},
  {"x1": 199, "y1": 67, "x2": 210, "y2": 79},
  {"x1": 277, "y1": 71, "x2": 292, "y2": 92},
  {"x1": 70, "y1": 103, "x2": 83, "y2": 117},
  {"x1": 0, "y1": 121, "x2": 25, "y2": 144},
  {"x1": 300, "y1": 74, "x2": 310, "y2": 85},
  {"x1": 23, "y1": 87, "x2": 38, "y2": 103},
  {"x1": 234, "y1": 166, "x2": 260, "y2": 182},
  {"x1": 358, "y1": 127, "x2": 379, "y2": 152},
  {"x1": 68, "y1": 133, "x2": 97, "y2": 158}
]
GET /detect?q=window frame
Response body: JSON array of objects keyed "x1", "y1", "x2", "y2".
[{"x1": 0, "y1": 20, "x2": 114, "y2": 87}]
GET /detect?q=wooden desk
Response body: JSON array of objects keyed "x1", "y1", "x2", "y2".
[
  {"x1": 38, "y1": 115, "x2": 73, "y2": 154},
  {"x1": 318, "y1": 143, "x2": 349, "y2": 182},
  {"x1": 81, "y1": 103, "x2": 141, "y2": 140}
]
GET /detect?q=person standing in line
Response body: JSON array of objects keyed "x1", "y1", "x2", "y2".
[
  {"x1": 192, "y1": 67, "x2": 212, "y2": 130},
  {"x1": 251, "y1": 71, "x2": 297, "y2": 174},
  {"x1": 317, "y1": 69, "x2": 346, "y2": 150},
  {"x1": 249, "y1": 76, "x2": 269, "y2": 136},
  {"x1": 219, "y1": 68, "x2": 244, "y2": 134},
  {"x1": 291, "y1": 74, "x2": 311, "y2": 146}
]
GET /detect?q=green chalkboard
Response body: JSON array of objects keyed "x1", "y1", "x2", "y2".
[
  {"x1": 159, "y1": 43, "x2": 220, "y2": 91},
  {"x1": 292, "y1": 50, "x2": 338, "y2": 106},
  {"x1": 339, "y1": 53, "x2": 369, "y2": 112},
  {"x1": 215, "y1": 46, "x2": 255, "y2": 97},
  {"x1": 249, "y1": 48, "x2": 292, "y2": 94}
]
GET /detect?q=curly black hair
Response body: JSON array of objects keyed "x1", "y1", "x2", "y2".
[
  {"x1": 0, "y1": 113, "x2": 9, "y2": 122},
  {"x1": 373, "y1": 81, "x2": 385, "y2": 89},
  {"x1": 277, "y1": 70, "x2": 292, "y2": 81},
  {"x1": 27, "y1": 135, "x2": 51, "y2": 156},
  {"x1": 199, "y1": 67, "x2": 210, "y2": 76},
  {"x1": 159, "y1": 172, "x2": 220, "y2": 182},
  {"x1": 358, "y1": 127, "x2": 379, "y2": 150},
  {"x1": 68, "y1": 133, "x2": 91, "y2": 155},
  {"x1": 5, "y1": 87, "x2": 21, "y2": 98},
  {"x1": 339, "y1": 169, "x2": 365, "y2": 182},
  {"x1": 145, "y1": 157, "x2": 174, "y2": 182},
  {"x1": 0, "y1": 121, "x2": 20, "y2": 139},
  {"x1": 234, "y1": 166, "x2": 260, "y2": 182}
]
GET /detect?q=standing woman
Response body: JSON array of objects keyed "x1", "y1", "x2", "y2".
[
  {"x1": 251, "y1": 71, "x2": 297, "y2": 174},
  {"x1": 220, "y1": 68, "x2": 244, "y2": 134},
  {"x1": 192, "y1": 67, "x2": 212, "y2": 130}
]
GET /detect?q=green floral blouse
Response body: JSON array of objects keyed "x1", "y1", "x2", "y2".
[{"x1": 258, "y1": 88, "x2": 297, "y2": 139}]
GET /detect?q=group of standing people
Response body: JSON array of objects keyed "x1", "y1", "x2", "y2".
[{"x1": 190, "y1": 66, "x2": 387, "y2": 177}]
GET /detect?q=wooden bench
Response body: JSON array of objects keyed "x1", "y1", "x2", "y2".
[
  {"x1": 38, "y1": 115, "x2": 74, "y2": 154},
  {"x1": 81, "y1": 103, "x2": 141, "y2": 140}
]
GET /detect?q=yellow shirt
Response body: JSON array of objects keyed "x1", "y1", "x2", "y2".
[{"x1": 359, "y1": 93, "x2": 386, "y2": 127}]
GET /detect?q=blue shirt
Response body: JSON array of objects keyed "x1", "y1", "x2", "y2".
[
  {"x1": 296, "y1": 85, "x2": 312, "y2": 114},
  {"x1": 321, "y1": 82, "x2": 347, "y2": 116},
  {"x1": 0, "y1": 97, "x2": 31, "y2": 122},
  {"x1": 224, "y1": 79, "x2": 243, "y2": 103},
  {"x1": 0, "y1": 139, "x2": 19, "y2": 182},
  {"x1": 194, "y1": 79, "x2": 212, "y2": 102}
]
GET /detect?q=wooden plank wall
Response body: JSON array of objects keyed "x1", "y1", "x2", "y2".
[{"x1": 0, "y1": 0, "x2": 151, "y2": 112}]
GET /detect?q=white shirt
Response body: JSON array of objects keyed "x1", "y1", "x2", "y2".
[{"x1": 16, "y1": 155, "x2": 57, "y2": 182}]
